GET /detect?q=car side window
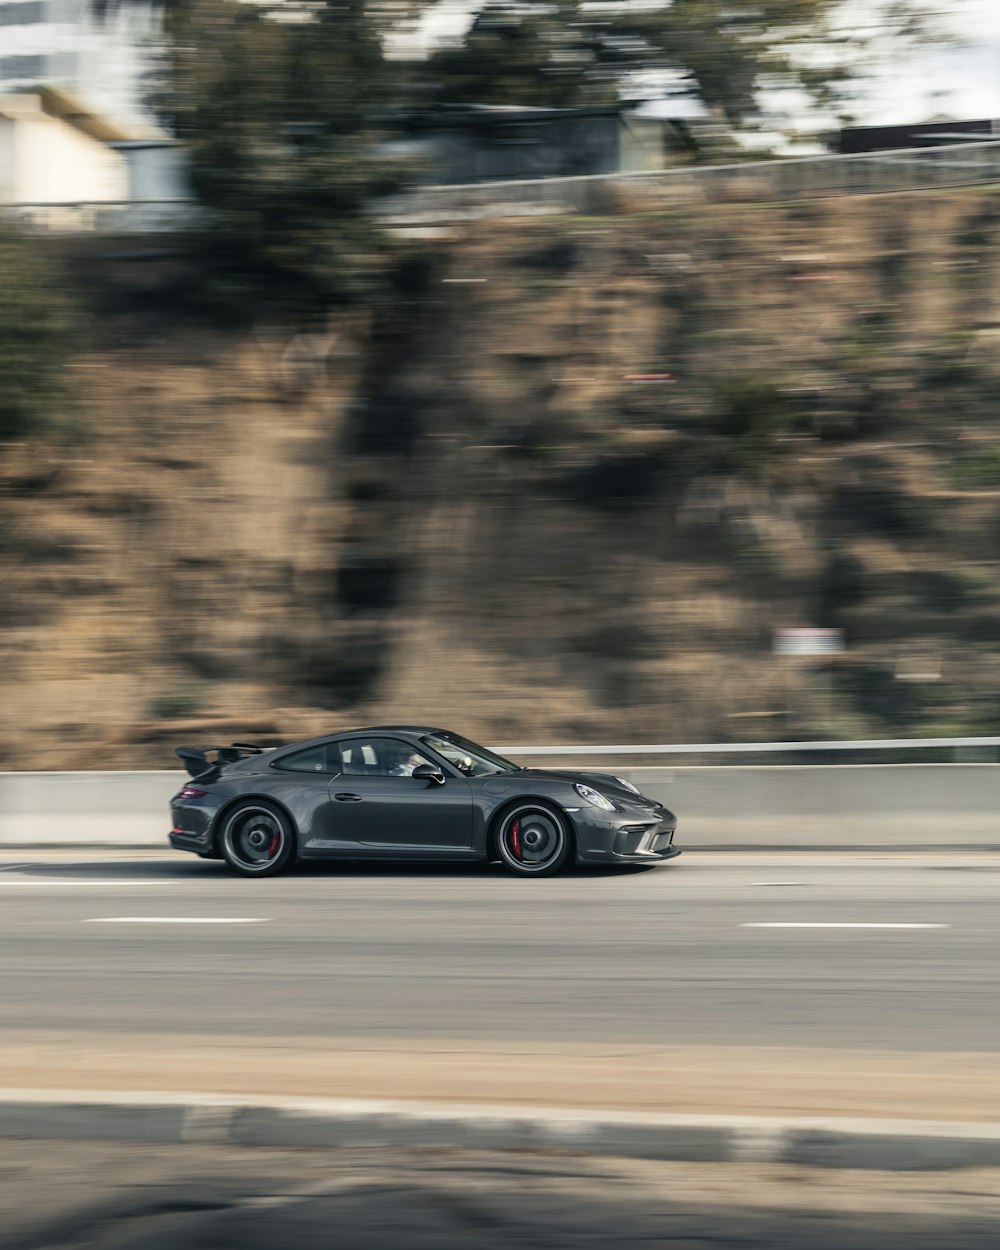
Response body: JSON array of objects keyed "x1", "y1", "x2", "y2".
[
  {"x1": 336, "y1": 738, "x2": 434, "y2": 778},
  {"x1": 272, "y1": 744, "x2": 335, "y2": 774}
]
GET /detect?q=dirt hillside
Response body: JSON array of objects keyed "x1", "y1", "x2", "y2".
[{"x1": 3, "y1": 189, "x2": 1000, "y2": 768}]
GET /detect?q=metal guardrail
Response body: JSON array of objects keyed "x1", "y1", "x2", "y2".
[
  {"x1": 497, "y1": 736, "x2": 1000, "y2": 756},
  {"x1": 7, "y1": 138, "x2": 1000, "y2": 234},
  {"x1": 2, "y1": 200, "x2": 203, "y2": 233}
]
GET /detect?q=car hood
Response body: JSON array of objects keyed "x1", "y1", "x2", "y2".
[{"x1": 513, "y1": 768, "x2": 664, "y2": 810}]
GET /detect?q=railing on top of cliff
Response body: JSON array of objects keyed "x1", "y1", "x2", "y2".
[
  {"x1": 377, "y1": 138, "x2": 1000, "y2": 221},
  {"x1": 1, "y1": 200, "x2": 203, "y2": 234},
  {"x1": 7, "y1": 138, "x2": 1000, "y2": 234}
]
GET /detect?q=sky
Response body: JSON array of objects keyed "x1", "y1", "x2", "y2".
[
  {"x1": 857, "y1": 0, "x2": 1000, "y2": 124},
  {"x1": 404, "y1": 0, "x2": 1000, "y2": 127}
]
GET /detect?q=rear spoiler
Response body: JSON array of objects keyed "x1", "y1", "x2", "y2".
[{"x1": 176, "y1": 742, "x2": 266, "y2": 782}]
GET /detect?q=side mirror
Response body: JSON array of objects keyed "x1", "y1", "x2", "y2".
[{"x1": 412, "y1": 763, "x2": 446, "y2": 785}]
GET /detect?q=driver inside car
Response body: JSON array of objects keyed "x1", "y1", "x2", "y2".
[{"x1": 390, "y1": 750, "x2": 427, "y2": 777}]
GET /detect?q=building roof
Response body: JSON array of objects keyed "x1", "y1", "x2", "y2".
[
  {"x1": 0, "y1": 85, "x2": 162, "y2": 143},
  {"x1": 392, "y1": 103, "x2": 626, "y2": 131}
]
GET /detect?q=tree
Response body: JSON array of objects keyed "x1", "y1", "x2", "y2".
[
  {"x1": 0, "y1": 224, "x2": 76, "y2": 443},
  {"x1": 422, "y1": 0, "x2": 938, "y2": 136},
  {"x1": 423, "y1": 2, "x2": 612, "y2": 109},
  {"x1": 601, "y1": 0, "x2": 935, "y2": 128},
  {"x1": 155, "y1": 0, "x2": 409, "y2": 324}
]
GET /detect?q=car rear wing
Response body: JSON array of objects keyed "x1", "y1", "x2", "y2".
[{"x1": 176, "y1": 742, "x2": 266, "y2": 782}]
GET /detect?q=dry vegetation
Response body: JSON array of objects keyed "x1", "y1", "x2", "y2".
[{"x1": 4, "y1": 188, "x2": 1000, "y2": 768}]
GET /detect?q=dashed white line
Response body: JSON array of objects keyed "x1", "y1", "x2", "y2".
[
  {"x1": 83, "y1": 917, "x2": 270, "y2": 925},
  {"x1": 750, "y1": 882, "x2": 804, "y2": 887},
  {"x1": 741, "y1": 922, "x2": 950, "y2": 930},
  {"x1": 0, "y1": 879, "x2": 179, "y2": 888}
]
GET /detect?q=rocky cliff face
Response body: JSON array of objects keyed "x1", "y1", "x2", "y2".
[{"x1": 4, "y1": 190, "x2": 1000, "y2": 768}]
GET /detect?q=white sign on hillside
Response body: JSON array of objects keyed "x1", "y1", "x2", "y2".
[{"x1": 774, "y1": 628, "x2": 845, "y2": 657}]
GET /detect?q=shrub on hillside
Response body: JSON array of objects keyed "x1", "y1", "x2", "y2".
[
  {"x1": 0, "y1": 225, "x2": 76, "y2": 442},
  {"x1": 710, "y1": 375, "x2": 796, "y2": 477},
  {"x1": 951, "y1": 448, "x2": 1000, "y2": 490}
]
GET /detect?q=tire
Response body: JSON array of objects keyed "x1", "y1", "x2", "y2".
[
  {"x1": 220, "y1": 801, "x2": 296, "y2": 877},
  {"x1": 495, "y1": 804, "x2": 572, "y2": 878}
]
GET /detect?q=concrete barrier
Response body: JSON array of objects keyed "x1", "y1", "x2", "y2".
[
  {"x1": 0, "y1": 771, "x2": 180, "y2": 846},
  {"x1": 4, "y1": 1090, "x2": 1000, "y2": 1169},
  {"x1": 628, "y1": 765, "x2": 1000, "y2": 848},
  {"x1": 1, "y1": 764, "x2": 998, "y2": 849}
]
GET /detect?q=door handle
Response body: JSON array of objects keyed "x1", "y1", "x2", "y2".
[{"x1": 334, "y1": 792, "x2": 363, "y2": 802}]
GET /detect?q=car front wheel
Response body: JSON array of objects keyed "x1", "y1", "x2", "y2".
[
  {"x1": 220, "y1": 802, "x2": 295, "y2": 877},
  {"x1": 496, "y1": 805, "x2": 572, "y2": 877}
]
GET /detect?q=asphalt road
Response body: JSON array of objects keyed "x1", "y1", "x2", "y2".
[
  {"x1": 1, "y1": 851, "x2": 998, "y2": 1048},
  {"x1": 2, "y1": 850, "x2": 999, "y2": 1119},
  {"x1": 3, "y1": 1141, "x2": 999, "y2": 1250}
]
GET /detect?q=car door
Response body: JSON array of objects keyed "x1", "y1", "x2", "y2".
[
  {"x1": 327, "y1": 736, "x2": 474, "y2": 854},
  {"x1": 266, "y1": 741, "x2": 349, "y2": 847}
]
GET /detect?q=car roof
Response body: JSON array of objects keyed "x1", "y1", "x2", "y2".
[{"x1": 271, "y1": 726, "x2": 449, "y2": 755}]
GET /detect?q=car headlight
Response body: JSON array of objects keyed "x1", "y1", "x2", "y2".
[
  {"x1": 574, "y1": 783, "x2": 615, "y2": 811},
  {"x1": 614, "y1": 777, "x2": 640, "y2": 794}
]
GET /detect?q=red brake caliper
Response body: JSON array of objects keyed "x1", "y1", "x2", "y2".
[
  {"x1": 511, "y1": 818, "x2": 522, "y2": 861},
  {"x1": 267, "y1": 832, "x2": 281, "y2": 858}
]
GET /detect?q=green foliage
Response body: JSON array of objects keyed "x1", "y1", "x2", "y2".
[
  {"x1": 421, "y1": 0, "x2": 936, "y2": 135},
  {"x1": 708, "y1": 375, "x2": 795, "y2": 477},
  {"x1": 0, "y1": 225, "x2": 76, "y2": 442},
  {"x1": 838, "y1": 661, "x2": 925, "y2": 728},
  {"x1": 155, "y1": 0, "x2": 407, "y2": 324},
  {"x1": 515, "y1": 240, "x2": 580, "y2": 273},
  {"x1": 730, "y1": 535, "x2": 780, "y2": 577},
  {"x1": 833, "y1": 477, "x2": 935, "y2": 538},
  {"x1": 424, "y1": 2, "x2": 611, "y2": 109},
  {"x1": 711, "y1": 376, "x2": 790, "y2": 440},
  {"x1": 819, "y1": 553, "x2": 867, "y2": 623},
  {"x1": 844, "y1": 309, "x2": 894, "y2": 362},
  {"x1": 920, "y1": 340, "x2": 980, "y2": 391},
  {"x1": 951, "y1": 448, "x2": 1000, "y2": 490},
  {"x1": 606, "y1": 0, "x2": 845, "y2": 126},
  {"x1": 0, "y1": 517, "x2": 19, "y2": 553},
  {"x1": 147, "y1": 686, "x2": 204, "y2": 721}
]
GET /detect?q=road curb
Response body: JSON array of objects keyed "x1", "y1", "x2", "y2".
[{"x1": 2, "y1": 1091, "x2": 1000, "y2": 1171}]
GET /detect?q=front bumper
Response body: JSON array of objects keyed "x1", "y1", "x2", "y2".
[
  {"x1": 575, "y1": 810, "x2": 681, "y2": 865},
  {"x1": 600, "y1": 837, "x2": 681, "y2": 865}
]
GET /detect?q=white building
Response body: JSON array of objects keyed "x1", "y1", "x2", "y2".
[
  {"x1": 0, "y1": 86, "x2": 131, "y2": 206},
  {"x1": 0, "y1": 0, "x2": 163, "y2": 131}
]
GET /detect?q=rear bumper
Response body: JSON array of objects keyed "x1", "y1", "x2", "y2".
[{"x1": 169, "y1": 829, "x2": 212, "y2": 855}]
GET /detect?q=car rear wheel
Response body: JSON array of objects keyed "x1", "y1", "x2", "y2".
[
  {"x1": 220, "y1": 802, "x2": 295, "y2": 877},
  {"x1": 496, "y1": 805, "x2": 572, "y2": 877}
]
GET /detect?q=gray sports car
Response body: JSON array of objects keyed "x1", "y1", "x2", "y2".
[{"x1": 170, "y1": 726, "x2": 680, "y2": 877}]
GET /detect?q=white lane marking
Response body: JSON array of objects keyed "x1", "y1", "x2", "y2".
[
  {"x1": 741, "y1": 922, "x2": 950, "y2": 929},
  {"x1": 750, "y1": 881, "x2": 804, "y2": 887},
  {"x1": 0, "y1": 864, "x2": 30, "y2": 872},
  {"x1": 0, "y1": 878, "x2": 179, "y2": 888},
  {"x1": 83, "y1": 917, "x2": 270, "y2": 925}
]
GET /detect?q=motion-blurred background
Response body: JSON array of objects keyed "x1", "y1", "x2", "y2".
[{"x1": 2, "y1": 0, "x2": 1000, "y2": 767}]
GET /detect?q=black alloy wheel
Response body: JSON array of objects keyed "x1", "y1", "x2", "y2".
[
  {"x1": 220, "y1": 802, "x2": 295, "y2": 877},
  {"x1": 496, "y1": 804, "x2": 572, "y2": 877}
]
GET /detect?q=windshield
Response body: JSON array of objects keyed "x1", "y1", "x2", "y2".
[{"x1": 421, "y1": 732, "x2": 521, "y2": 778}]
